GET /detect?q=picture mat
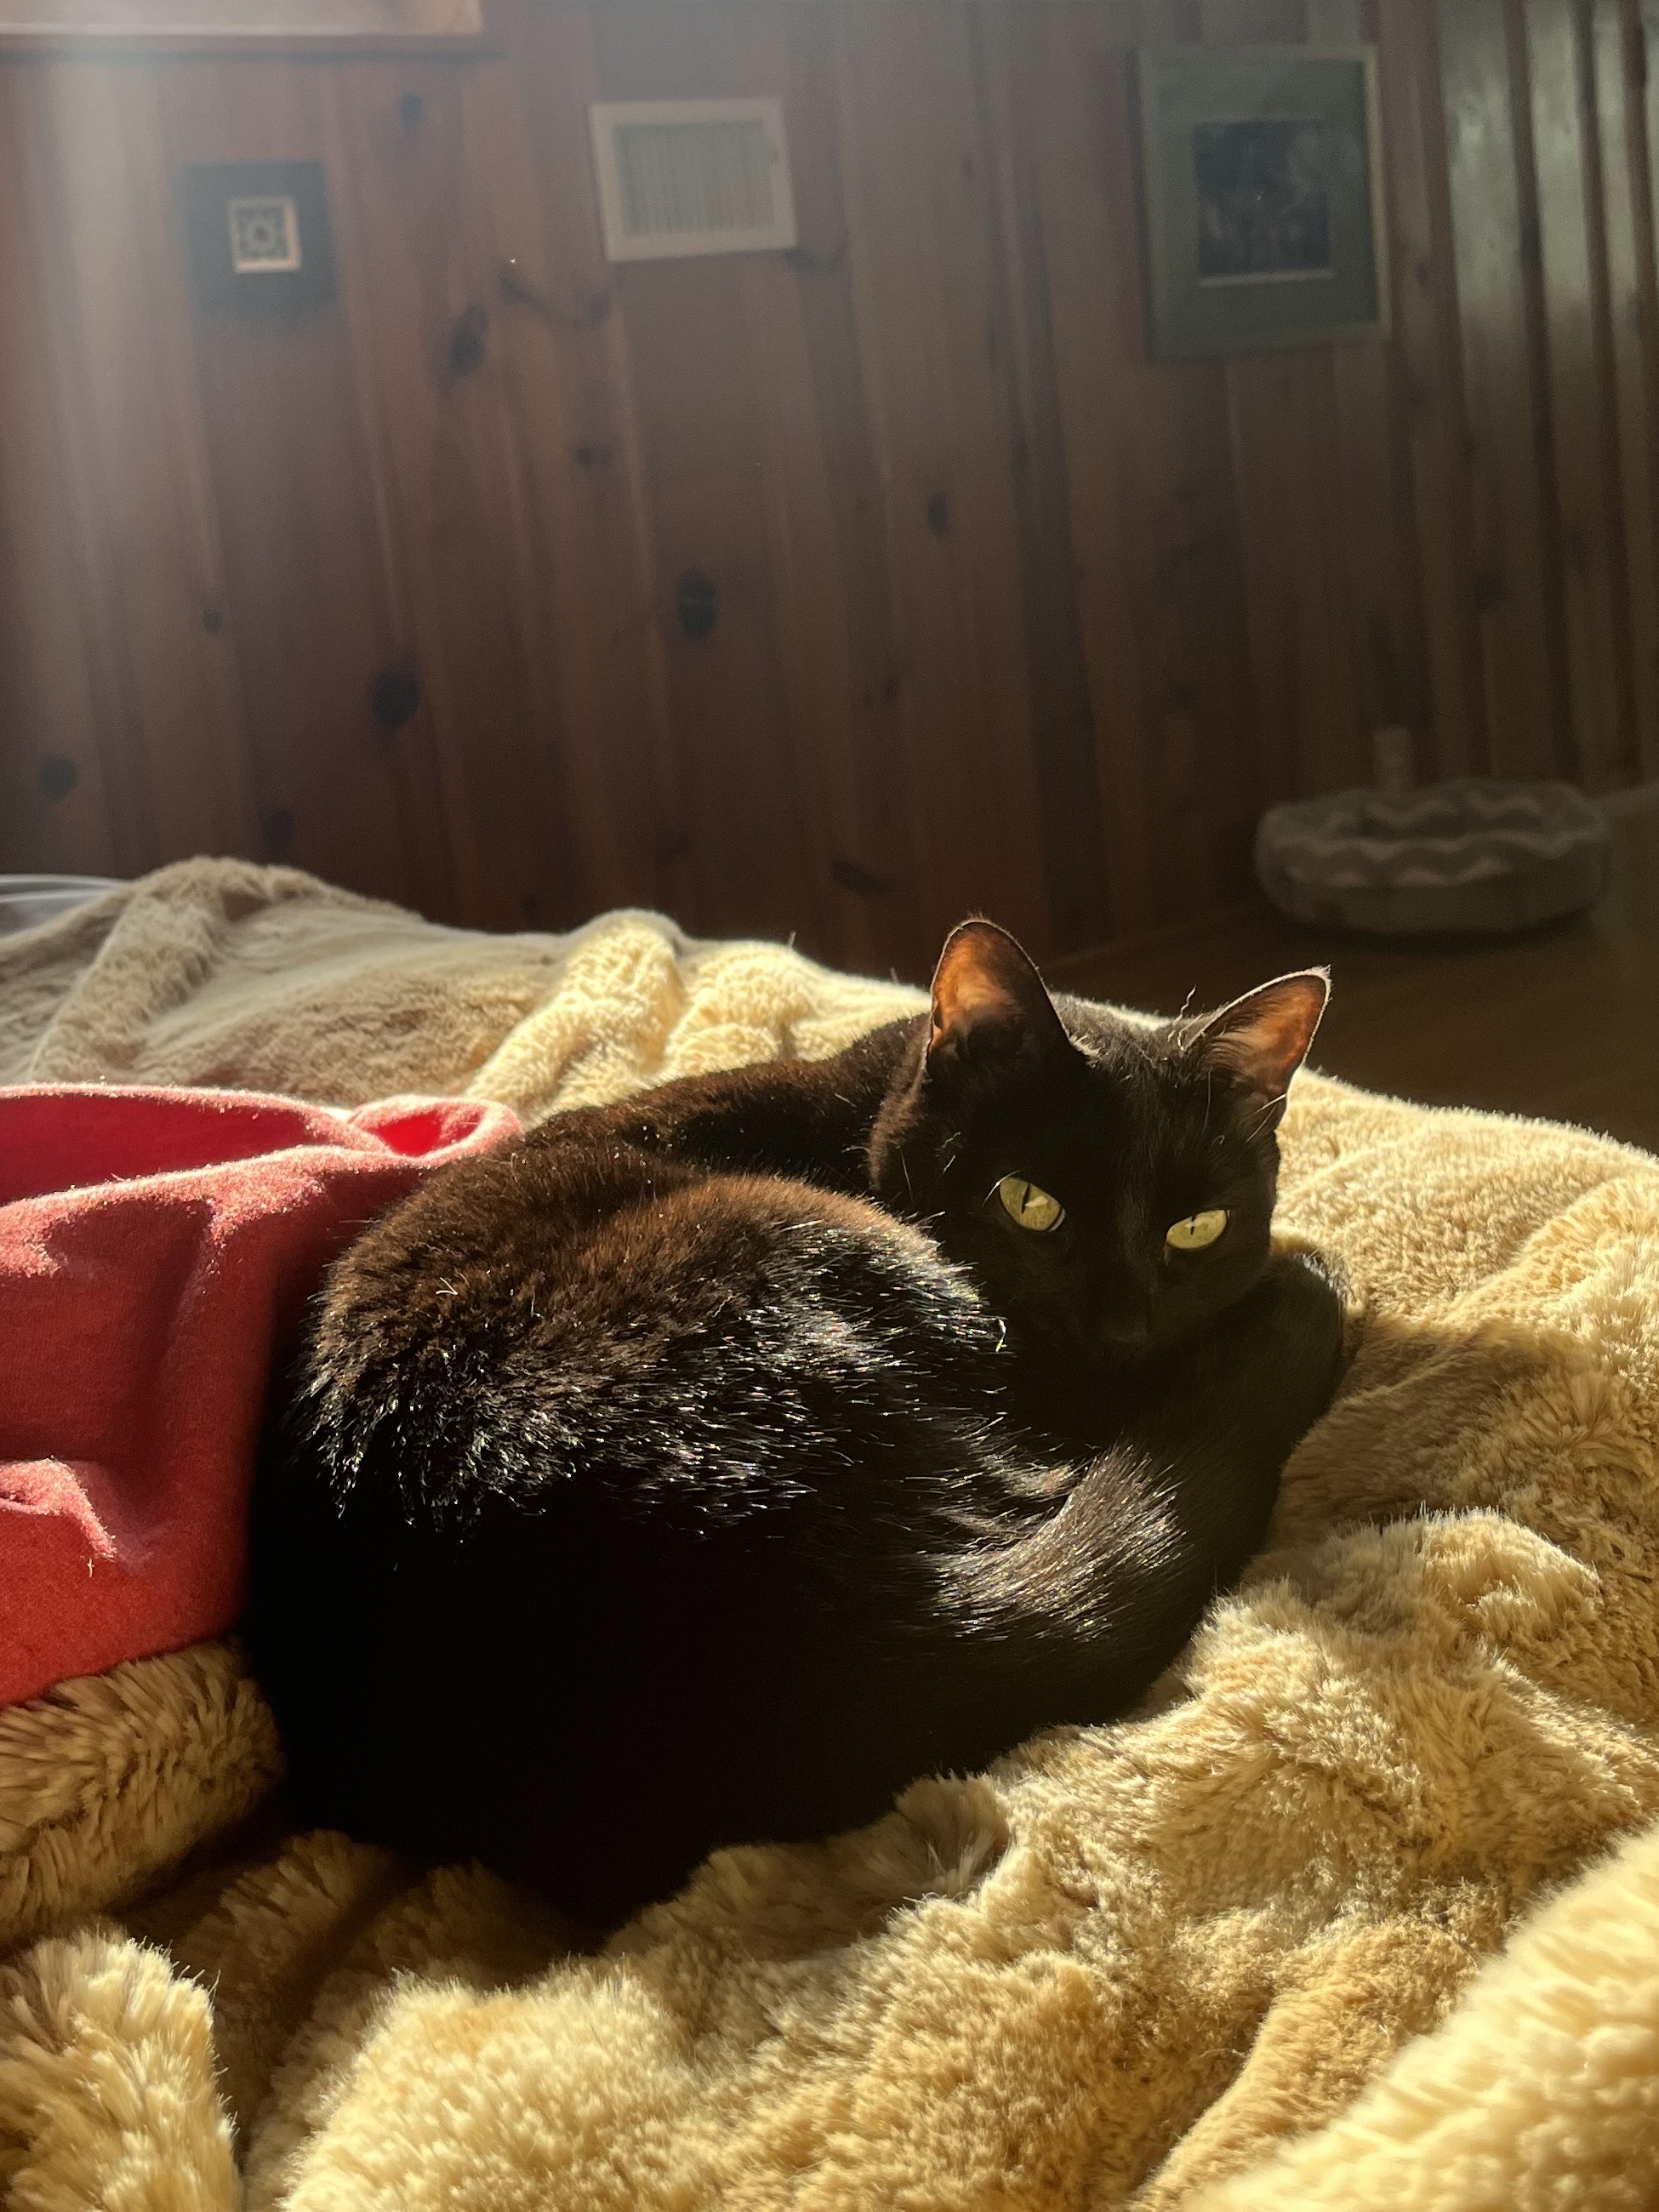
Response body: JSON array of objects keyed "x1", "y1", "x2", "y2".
[{"x1": 1137, "y1": 47, "x2": 1386, "y2": 359}]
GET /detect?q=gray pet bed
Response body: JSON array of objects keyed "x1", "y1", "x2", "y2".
[
  {"x1": 1255, "y1": 779, "x2": 1612, "y2": 936},
  {"x1": 0, "y1": 875, "x2": 122, "y2": 938}
]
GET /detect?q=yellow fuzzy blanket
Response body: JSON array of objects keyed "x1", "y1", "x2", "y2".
[{"x1": 3, "y1": 858, "x2": 1657, "y2": 2210}]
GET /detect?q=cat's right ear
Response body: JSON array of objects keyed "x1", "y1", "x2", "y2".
[
  {"x1": 926, "y1": 921, "x2": 1069, "y2": 1077},
  {"x1": 1194, "y1": 969, "x2": 1330, "y2": 1105}
]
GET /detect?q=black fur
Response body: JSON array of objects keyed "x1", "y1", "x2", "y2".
[{"x1": 245, "y1": 925, "x2": 1344, "y2": 1924}]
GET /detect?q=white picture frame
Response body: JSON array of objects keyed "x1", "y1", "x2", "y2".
[{"x1": 588, "y1": 98, "x2": 797, "y2": 265}]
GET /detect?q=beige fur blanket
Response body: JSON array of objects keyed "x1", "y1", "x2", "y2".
[{"x1": 3, "y1": 858, "x2": 1658, "y2": 2210}]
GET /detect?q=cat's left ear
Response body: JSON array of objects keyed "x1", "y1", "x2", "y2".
[
  {"x1": 1194, "y1": 970, "x2": 1329, "y2": 1105},
  {"x1": 926, "y1": 920, "x2": 1069, "y2": 1076}
]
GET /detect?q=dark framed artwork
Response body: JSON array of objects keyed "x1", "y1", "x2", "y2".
[
  {"x1": 184, "y1": 160, "x2": 337, "y2": 317},
  {"x1": 1134, "y1": 46, "x2": 1388, "y2": 360}
]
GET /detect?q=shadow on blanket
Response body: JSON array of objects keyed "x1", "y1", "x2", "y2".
[{"x1": 2, "y1": 859, "x2": 1658, "y2": 2211}]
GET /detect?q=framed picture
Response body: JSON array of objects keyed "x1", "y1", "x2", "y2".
[
  {"x1": 185, "y1": 162, "x2": 337, "y2": 319},
  {"x1": 1134, "y1": 46, "x2": 1388, "y2": 360}
]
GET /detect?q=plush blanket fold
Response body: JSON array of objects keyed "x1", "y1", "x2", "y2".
[{"x1": 2, "y1": 858, "x2": 1656, "y2": 2211}]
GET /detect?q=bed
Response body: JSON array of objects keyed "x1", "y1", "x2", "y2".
[{"x1": 3, "y1": 857, "x2": 1656, "y2": 2210}]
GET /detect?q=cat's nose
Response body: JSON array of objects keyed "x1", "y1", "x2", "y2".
[
  {"x1": 1095, "y1": 1270, "x2": 1155, "y2": 1351},
  {"x1": 1100, "y1": 1319, "x2": 1151, "y2": 1349},
  {"x1": 1098, "y1": 1297, "x2": 1153, "y2": 1350}
]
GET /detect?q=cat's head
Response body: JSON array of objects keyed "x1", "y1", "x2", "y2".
[{"x1": 868, "y1": 921, "x2": 1327, "y2": 1363}]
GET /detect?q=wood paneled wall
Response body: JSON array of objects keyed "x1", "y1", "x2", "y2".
[{"x1": 3, "y1": 0, "x2": 1657, "y2": 978}]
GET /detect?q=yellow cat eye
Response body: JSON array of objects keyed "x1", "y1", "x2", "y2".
[
  {"x1": 997, "y1": 1177, "x2": 1065, "y2": 1233},
  {"x1": 1166, "y1": 1208, "x2": 1229, "y2": 1252}
]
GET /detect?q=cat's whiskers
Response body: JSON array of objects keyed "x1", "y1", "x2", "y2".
[
  {"x1": 1132, "y1": 1027, "x2": 1169, "y2": 1078},
  {"x1": 1245, "y1": 1091, "x2": 1289, "y2": 1143}
]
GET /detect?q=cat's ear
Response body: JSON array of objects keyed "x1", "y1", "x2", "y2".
[
  {"x1": 1194, "y1": 970, "x2": 1329, "y2": 1104},
  {"x1": 926, "y1": 921, "x2": 1069, "y2": 1076}
]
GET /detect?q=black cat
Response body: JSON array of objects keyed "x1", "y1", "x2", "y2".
[{"x1": 246, "y1": 922, "x2": 1344, "y2": 1924}]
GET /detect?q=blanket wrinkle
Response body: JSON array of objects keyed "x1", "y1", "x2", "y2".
[{"x1": 0, "y1": 857, "x2": 1656, "y2": 2209}]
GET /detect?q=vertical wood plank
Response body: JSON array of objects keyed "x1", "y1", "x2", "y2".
[
  {"x1": 1205, "y1": 0, "x2": 1368, "y2": 801},
  {"x1": 1524, "y1": 0, "x2": 1635, "y2": 786},
  {"x1": 1223, "y1": 348, "x2": 1368, "y2": 795},
  {"x1": 1600, "y1": 0, "x2": 1659, "y2": 777},
  {"x1": 1027, "y1": 0, "x2": 1265, "y2": 932},
  {"x1": 0, "y1": 66, "x2": 128, "y2": 879},
  {"x1": 1643, "y1": 1, "x2": 1659, "y2": 537},
  {"x1": 326, "y1": 54, "x2": 597, "y2": 930},
  {"x1": 1435, "y1": 0, "x2": 1567, "y2": 778},
  {"x1": 1006, "y1": 2, "x2": 1154, "y2": 938},
  {"x1": 1199, "y1": 0, "x2": 1309, "y2": 41},
  {"x1": 1310, "y1": 0, "x2": 1434, "y2": 769},
  {"x1": 970, "y1": 0, "x2": 1115, "y2": 954},
  {"x1": 588, "y1": 0, "x2": 849, "y2": 956},
  {"x1": 724, "y1": 0, "x2": 941, "y2": 970},
  {"x1": 24, "y1": 61, "x2": 259, "y2": 865},
  {"x1": 1374, "y1": 0, "x2": 1489, "y2": 777},
  {"x1": 833, "y1": 0, "x2": 1052, "y2": 953},
  {"x1": 470, "y1": 0, "x2": 687, "y2": 930},
  {"x1": 772, "y1": 0, "x2": 928, "y2": 971},
  {"x1": 157, "y1": 56, "x2": 450, "y2": 913}
]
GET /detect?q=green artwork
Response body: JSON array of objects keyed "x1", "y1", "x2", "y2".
[{"x1": 1136, "y1": 47, "x2": 1387, "y2": 359}]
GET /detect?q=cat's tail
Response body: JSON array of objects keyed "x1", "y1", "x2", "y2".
[
  {"x1": 932, "y1": 1440, "x2": 1183, "y2": 1659},
  {"x1": 927, "y1": 1246, "x2": 1346, "y2": 1717}
]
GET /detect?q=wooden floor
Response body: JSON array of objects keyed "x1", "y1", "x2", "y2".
[{"x1": 1055, "y1": 786, "x2": 1659, "y2": 1156}]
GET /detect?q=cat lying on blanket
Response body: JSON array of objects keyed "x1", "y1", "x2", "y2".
[{"x1": 247, "y1": 921, "x2": 1343, "y2": 1924}]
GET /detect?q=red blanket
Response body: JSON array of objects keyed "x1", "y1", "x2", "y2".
[{"x1": 0, "y1": 1086, "x2": 519, "y2": 1710}]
